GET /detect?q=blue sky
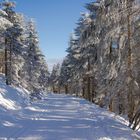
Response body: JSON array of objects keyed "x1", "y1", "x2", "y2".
[{"x1": 10, "y1": 0, "x2": 93, "y2": 70}]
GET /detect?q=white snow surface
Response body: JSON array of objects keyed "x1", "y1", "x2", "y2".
[{"x1": 0, "y1": 76, "x2": 140, "y2": 140}]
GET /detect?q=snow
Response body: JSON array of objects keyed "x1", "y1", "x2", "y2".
[
  {"x1": 0, "y1": 76, "x2": 139, "y2": 140},
  {"x1": 0, "y1": 75, "x2": 28, "y2": 110},
  {"x1": 0, "y1": 15, "x2": 13, "y2": 30}
]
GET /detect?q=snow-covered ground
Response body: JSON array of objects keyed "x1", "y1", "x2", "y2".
[{"x1": 0, "y1": 76, "x2": 140, "y2": 140}]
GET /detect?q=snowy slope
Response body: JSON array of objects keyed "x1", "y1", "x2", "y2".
[
  {"x1": 0, "y1": 76, "x2": 139, "y2": 140},
  {"x1": 0, "y1": 75, "x2": 29, "y2": 110}
]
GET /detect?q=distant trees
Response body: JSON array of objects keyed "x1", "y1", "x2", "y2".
[
  {"x1": 53, "y1": 3, "x2": 97, "y2": 98},
  {"x1": 49, "y1": 63, "x2": 61, "y2": 93},
  {"x1": 0, "y1": 0, "x2": 49, "y2": 94}
]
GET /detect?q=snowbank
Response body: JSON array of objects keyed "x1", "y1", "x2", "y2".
[{"x1": 0, "y1": 75, "x2": 29, "y2": 110}]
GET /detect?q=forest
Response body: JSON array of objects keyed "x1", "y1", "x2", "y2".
[
  {"x1": 0, "y1": 0, "x2": 140, "y2": 139},
  {"x1": 49, "y1": 0, "x2": 140, "y2": 131},
  {"x1": 0, "y1": 0, "x2": 49, "y2": 93}
]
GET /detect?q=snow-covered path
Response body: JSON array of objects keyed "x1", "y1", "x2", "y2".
[{"x1": 0, "y1": 93, "x2": 138, "y2": 140}]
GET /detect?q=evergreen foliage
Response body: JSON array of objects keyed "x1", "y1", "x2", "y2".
[
  {"x1": 0, "y1": 0, "x2": 49, "y2": 94},
  {"x1": 49, "y1": 0, "x2": 140, "y2": 130}
]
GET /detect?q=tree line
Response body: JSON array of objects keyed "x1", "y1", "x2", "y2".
[
  {"x1": 49, "y1": 0, "x2": 140, "y2": 130},
  {"x1": 0, "y1": 0, "x2": 49, "y2": 94}
]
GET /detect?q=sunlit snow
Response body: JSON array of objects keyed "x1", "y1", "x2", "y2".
[{"x1": 0, "y1": 76, "x2": 139, "y2": 140}]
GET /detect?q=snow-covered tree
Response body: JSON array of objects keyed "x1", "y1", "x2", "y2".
[
  {"x1": 0, "y1": 0, "x2": 49, "y2": 95},
  {"x1": 50, "y1": 63, "x2": 61, "y2": 93},
  {"x1": 21, "y1": 19, "x2": 49, "y2": 94},
  {"x1": 59, "y1": 0, "x2": 140, "y2": 130},
  {"x1": 2, "y1": 0, "x2": 26, "y2": 85}
]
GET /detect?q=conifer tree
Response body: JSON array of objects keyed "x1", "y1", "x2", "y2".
[{"x1": 2, "y1": 0, "x2": 25, "y2": 85}]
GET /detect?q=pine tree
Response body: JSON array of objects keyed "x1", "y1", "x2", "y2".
[
  {"x1": 2, "y1": 0, "x2": 15, "y2": 85},
  {"x1": 2, "y1": 0, "x2": 25, "y2": 85},
  {"x1": 0, "y1": 0, "x2": 49, "y2": 95},
  {"x1": 23, "y1": 19, "x2": 49, "y2": 94}
]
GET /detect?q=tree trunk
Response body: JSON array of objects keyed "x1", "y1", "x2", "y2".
[
  {"x1": 87, "y1": 56, "x2": 91, "y2": 101},
  {"x1": 82, "y1": 86, "x2": 85, "y2": 98},
  {"x1": 4, "y1": 38, "x2": 11, "y2": 85},
  {"x1": 87, "y1": 76, "x2": 91, "y2": 101},
  {"x1": 127, "y1": 0, "x2": 135, "y2": 124},
  {"x1": 5, "y1": 39, "x2": 8, "y2": 85},
  {"x1": 109, "y1": 98, "x2": 113, "y2": 112},
  {"x1": 65, "y1": 84, "x2": 68, "y2": 94}
]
